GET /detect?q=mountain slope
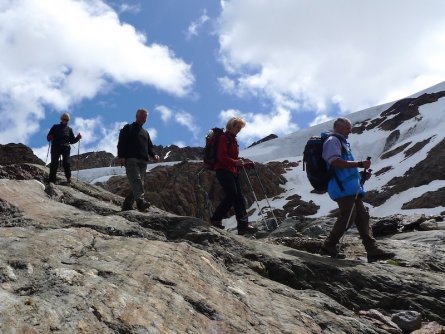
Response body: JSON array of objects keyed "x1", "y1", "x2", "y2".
[
  {"x1": 241, "y1": 82, "x2": 445, "y2": 218},
  {"x1": 72, "y1": 82, "x2": 445, "y2": 222}
]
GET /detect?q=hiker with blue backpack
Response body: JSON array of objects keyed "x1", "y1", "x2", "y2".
[
  {"x1": 320, "y1": 117, "x2": 395, "y2": 262},
  {"x1": 209, "y1": 116, "x2": 257, "y2": 235}
]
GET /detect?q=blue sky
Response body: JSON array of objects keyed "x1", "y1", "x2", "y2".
[{"x1": 1, "y1": 0, "x2": 445, "y2": 160}]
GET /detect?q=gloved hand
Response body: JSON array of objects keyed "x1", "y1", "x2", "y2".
[
  {"x1": 243, "y1": 161, "x2": 255, "y2": 169},
  {"x1": 47, "y1": 134, "x2": 54, "y2": 142},
  {"x1": 76, "y1": 133, "x2": 82, "y2": 140},
  {"x1": 360, "y1": 170, "x2": 372, "y2": 181},
  {"x1": 154, "y1": 155, "x2": 160, "y2": 162}
]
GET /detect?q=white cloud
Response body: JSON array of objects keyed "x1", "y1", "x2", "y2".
[
  {"x1": 155, "y1": 105, "x2": 201, "y2": 137},
  {"x1": 218, "y1": 76, "x2": 237, "y2": 95},
  {"x1": 217, "y1": 0, "x2": 445, "y2": 121},
  {"x1": 155, "y1": 105, "x2": 173, "y2": 123},
  {"x1": 117, "y1": 3, "x2": 141, "y2": 14},
  {"x1": 186, "y1": 10, "x2": 210, "y2": 39},
  {"x1": 72, "y1": 117, "x2": 101, "y2": 145},
  {"x1": 69, "y1": 116, "x2": 124, "y2": 155},
  {"x1": 173, "y1": 141, "x2": 186, "y2": 148},
  {"x1": 309, "y1": 114, "x2": 332, "y2": 127},
  {"x1": 0, "y1": 0, "x2": 194, "y2": 144},
  {"x1": 94, "y1": 121, "x2": 127, "y2": 155},
  {"x1": 175, "y1": 111, "x2": 200, "y2": 137},
  {"x1": 219, "y1": 107, "x2": 298, "y2": 147},
  {"x1": 147, "y1": 127, "x2": 158, "y2": 141}
]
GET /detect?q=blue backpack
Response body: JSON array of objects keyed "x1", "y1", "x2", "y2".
[{"x1": 303, "y1": 134, "x2": 345, "y2": 192}]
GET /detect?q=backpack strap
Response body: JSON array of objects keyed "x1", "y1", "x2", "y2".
[{"x1": 327, "y1": 134, "x2": 347, "y2": 192}]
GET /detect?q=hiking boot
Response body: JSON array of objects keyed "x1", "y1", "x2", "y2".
[
  {"x1": 320, "y1": 243, "x2": 346, "y2": 259},
  {"x1": 121, "y1": 203, "x2": 134, "y2": 211},
  {"x1": 136, "y1": 199, "x2": 150, "y2": 212},
  {"x1": 210, "y1": 220, "x2": 225, "y2": 229},
  {"x1": 366, "y1": 246, "x2": 395, "y2": 263},
  {"x1": 66, "y1": 178, "x2": 71, "y2": 184},
  {"x1": 121, "y1": 196, "x2": 134, "y2": 211},
  {"x1": 238, "y1": 225, "x2": 258, "y2": 235}
]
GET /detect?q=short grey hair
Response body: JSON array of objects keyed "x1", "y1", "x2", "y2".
[
  {"x1": 333, "y1": 117, "x2": 351, "y2": 130},
  {"x1": 136, "y1": 108, "x2": 148, "y2": 117}
]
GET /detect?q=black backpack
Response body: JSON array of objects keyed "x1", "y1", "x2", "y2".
[
  {"x1": 303, "y1": 134, "x2": 344, "y2": 192},
  {"x1": 203, "y1": 128, "x2": 229, "y2": 170}
]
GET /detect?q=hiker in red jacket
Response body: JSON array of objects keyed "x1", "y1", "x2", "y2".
[{"x1": 210, "y1": 116, "x2": 257, "y2": 235}]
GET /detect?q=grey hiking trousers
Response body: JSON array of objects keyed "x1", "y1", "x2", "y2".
[{"x1": 124, "y1": 158, "x2": 147, "y2": 204}]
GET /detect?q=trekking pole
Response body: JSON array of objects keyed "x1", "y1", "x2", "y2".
[
  {"x1": 340, "y1": 157, "x2": 371, "y2": 243},
  {"x1": 196, "y1": 168, "x2": 215, "y2": 216},
  {"x1": 251, "y1": 164, "x2": 279, "y2": 228},
  {"x1": 45, "y1": 141, "x2": 51, "y2": 166},
  {"x1": 76, "y1": 140, "x2": 81, "y2": 182},
  {"x1": 241, "y1": 164, "x2": 270, "y2": 230}
]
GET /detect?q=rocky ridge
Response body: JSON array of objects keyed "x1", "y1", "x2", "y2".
[
  {"x1": 68, "y1": 145, "x2": 204, "y2": 171},
  {"x1": 103, "y1": 160, "x2": 304, "y2": 223},
  {"x1": 0, "y1": 143, "x2": 44, "y2": 166}
]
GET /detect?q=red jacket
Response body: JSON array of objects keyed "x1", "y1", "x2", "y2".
[{"x1": 214, "y1": 132, "x2": 239, "y2": 174}]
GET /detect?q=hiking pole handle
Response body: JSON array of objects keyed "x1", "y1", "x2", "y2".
[
  {"x1": 365, "y1": 156, "x2": 371, "y2": 170},
  {"x1": 359, "y1": 157, "x2": 372, "y2": 186}
]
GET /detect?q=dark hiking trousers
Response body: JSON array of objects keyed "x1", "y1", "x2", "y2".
[
  {"x1": 325, "y1": 196, "x2": 376, "y2": 249},
  {"x1": 49, "y1": 145, "x2": 71, "y2": 182},
  {"x1": 211, "y1": 169, "x2": 248, "y2": 229}
]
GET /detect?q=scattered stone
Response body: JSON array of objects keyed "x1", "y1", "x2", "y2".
[
  {"x1": 391, "y1": 310, "x2": 422, "y2": 332},
  {"x1": 411, "y1": 321, "x2": 445, "y2": 334},
  {"x1": 359, "y1": 309, "x2": 402, "y2": 334},
  {"x1": 419, "y1": 219, "x2": 439, "y2": 231}
]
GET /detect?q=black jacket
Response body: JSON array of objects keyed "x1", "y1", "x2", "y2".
[
  {"x1": 117, "y1": 122, "x2": 156, "y2": 162},
  {"x1": 47, "y1": 123, "x2": 79, "y2": 152}
]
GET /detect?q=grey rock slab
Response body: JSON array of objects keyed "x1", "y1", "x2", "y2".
[{"x1": 1, "y1": 178, "x2": 444, "y2": 332}]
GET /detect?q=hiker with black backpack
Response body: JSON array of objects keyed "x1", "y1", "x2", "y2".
[
  {"x1": 209, "y1": 116, "x2": 257, "y2": 235},
  {"x1": 320, "y1": 117, "x2": 395, "y2": 262},
  {"x1": 117, "y1": 108, "x2": 160, "y2": 212},
  {"x1": 46, "y1": 112, "x2": 82, "y2": 184}
]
